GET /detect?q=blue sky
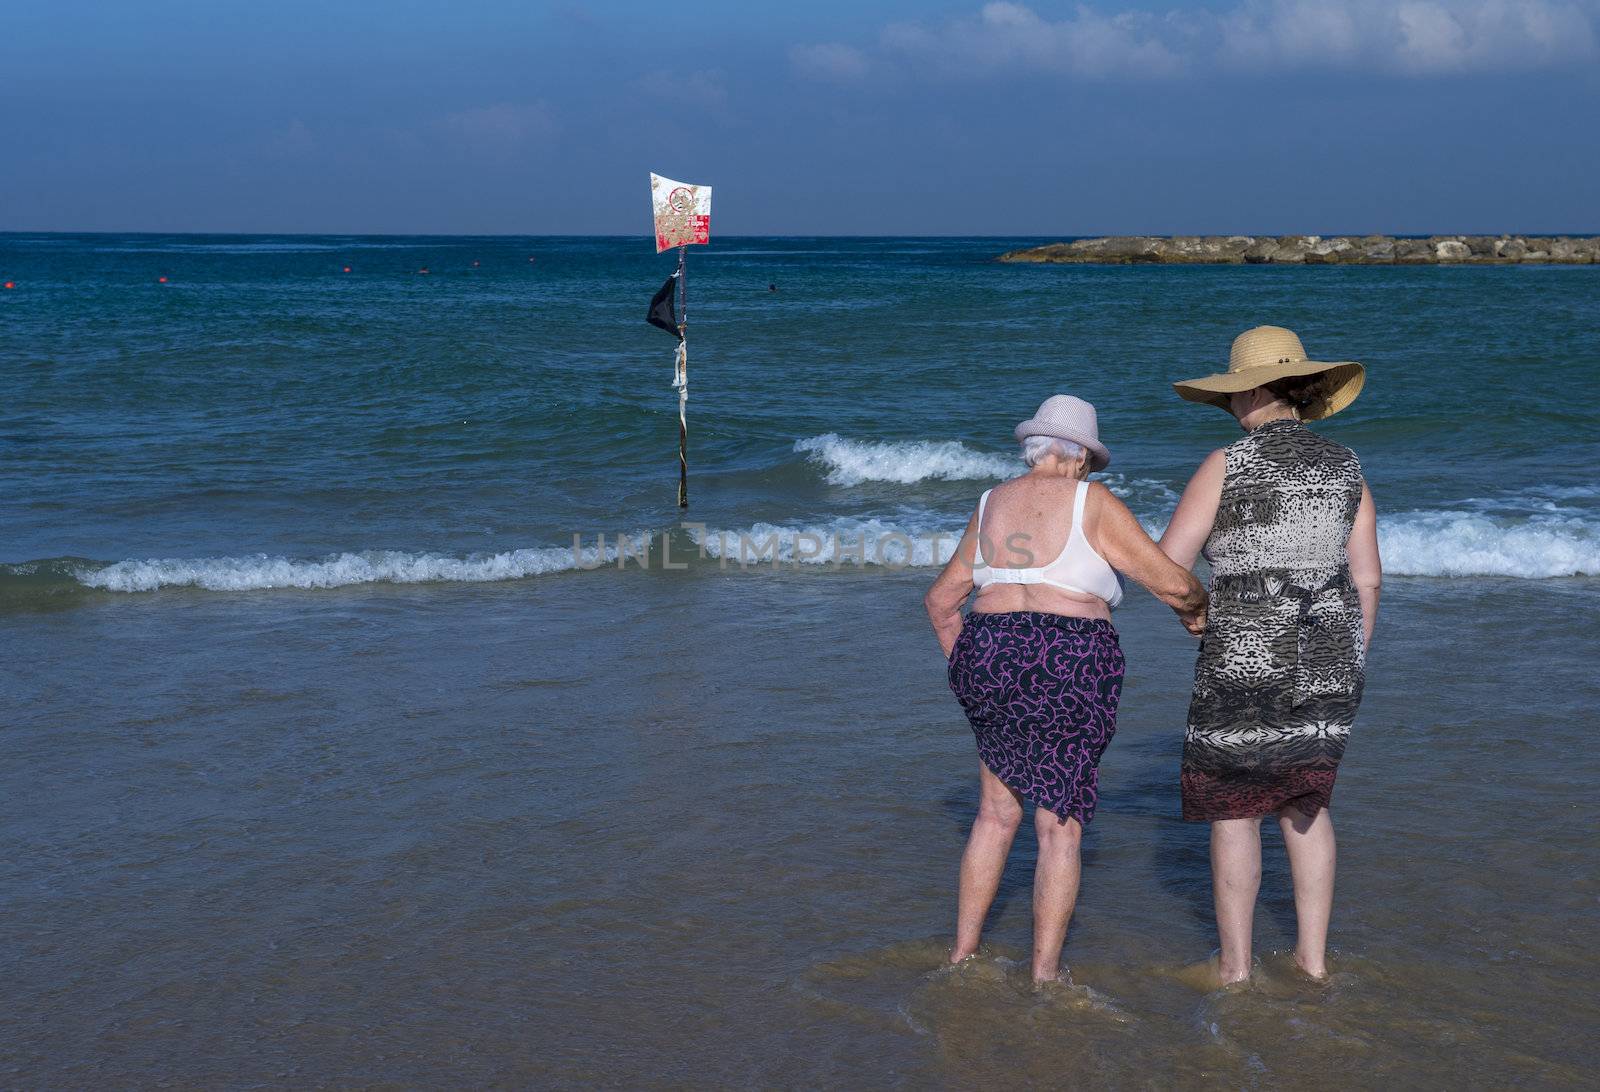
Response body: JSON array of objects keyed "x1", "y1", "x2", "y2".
[{"x1": 5, "y1": 0, "x2": 1598, "y2": 234}]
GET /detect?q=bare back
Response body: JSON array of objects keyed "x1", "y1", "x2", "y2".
[{"x1": 973, "y1": 475, "x2": 1112, "y2": 620}]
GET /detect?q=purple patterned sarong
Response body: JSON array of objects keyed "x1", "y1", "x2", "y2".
[{"x1": 947, "y1": 611, "x2": 1126, "y2": 825}]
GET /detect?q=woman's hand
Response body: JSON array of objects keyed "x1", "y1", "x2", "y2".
[{"x1": 1177, "y1": 600, "x2": 1208, "y2": 637}]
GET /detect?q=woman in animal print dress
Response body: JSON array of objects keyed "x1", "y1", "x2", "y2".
[{"x1": 1160, "y1": 326, "x2": 1381, "y2": 984}]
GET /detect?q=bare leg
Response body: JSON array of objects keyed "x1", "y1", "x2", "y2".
[
  {"x1": 1031, "y1": 809, "x2": 1083, "y2": 983},
  {"x1": 1210, "y1": 817, "x2": 1262, "y2": 984},
  {"x1": 950, "y1": 763, "x2": 1024, "y2": 963},
  {"x1": 1278, "y1": 805, "x2": 1336, "y2": 978}
]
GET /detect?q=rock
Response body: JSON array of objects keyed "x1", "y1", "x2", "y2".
[
  {"x1": 1267, "y1": 235, "x2": 1320, "y2": 263},
  {"x1": 1395, "y1": 239, "x2": 1434, "y2": 264},
  {"x1": 1547, "y1": 237, "x2": 1594, "y2": 264},
  {"x1": 1305, "y1": 238, "x2": 1356, "y2": 264},
  {"x1": 1496, "y1": 238, "x2": 1527, "y2": 260},
  {"x1": 994, "y1": 234, "x2": 1600, "y2": 265}
]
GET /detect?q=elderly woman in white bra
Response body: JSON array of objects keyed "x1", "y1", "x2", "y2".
[{"x1": 926, "y1": 395, "x2": 1207, "y2": 983}]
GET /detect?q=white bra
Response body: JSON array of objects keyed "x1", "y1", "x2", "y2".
[{"x1": 971, "y1": 480, "x2": 1125, "y2": 609}]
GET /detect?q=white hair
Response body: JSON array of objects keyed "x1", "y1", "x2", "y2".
[{"x1": 1021, "y1": 436, "x2": 1085, "y2": 468}]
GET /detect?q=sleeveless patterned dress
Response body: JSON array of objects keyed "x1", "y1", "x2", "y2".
[{"x1": 1181, "y1": 418, "x2": 1366, "y2": 821}]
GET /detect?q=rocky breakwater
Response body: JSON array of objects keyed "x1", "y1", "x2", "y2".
[{"x1": 998, "y1": 235, "x2": 1600, "y2": 265}]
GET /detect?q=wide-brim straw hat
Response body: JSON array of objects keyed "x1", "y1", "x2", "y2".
[
  {"x1": 1173, "y1": 325, "x2": 1365, "y2": 420},
  {"x1": 1014, "y1": 394, "x2": 1111, "y2": 471}
]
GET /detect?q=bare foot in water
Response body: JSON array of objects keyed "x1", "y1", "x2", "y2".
[
  {"x1": 948, "y1": 946, "x2": 977, "y2": 965},
  {"x1": 1176, "y1": 953, "x2": 1251, "y2": 991},
  {"x1": 1294, "y1": 952, "x2": 1329, "y2": 981},
  {"x1": 1216, "y1": 954, "x2": 1252, "y2": 987}
]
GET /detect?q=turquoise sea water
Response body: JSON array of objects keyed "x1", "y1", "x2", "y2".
[
  {"x1": 3, "y1": 235, "x2": 1598, "y2": 1085},
  {"x1": 2, "y1": 234, "x2": 1597, "y2": 589}
]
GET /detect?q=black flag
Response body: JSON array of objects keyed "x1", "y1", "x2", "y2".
[{"x1": 646, "y1": 275, "x2": 681, "y2": 339}]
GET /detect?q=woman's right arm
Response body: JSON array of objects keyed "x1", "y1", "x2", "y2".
[
  {"x1": 1159, "y1": 448, "x2": 1226, "y2": 570},
  {"x1": 1348, "y1": 483, "x2": 1381, "y2": 650},
  {"x1": 1092, "y1": 485, "x2": 1208, "y2": 635},
  {"x1": 924, "y1": 508, "x2": 980, "y2": 658}
]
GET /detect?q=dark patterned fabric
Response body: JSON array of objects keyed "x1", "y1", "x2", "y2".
[
  {"x1": 1182, "y1": 418, "x2": 1366, "y2": 821},
  {"x1": 948, "y1": 611, "x2": 1125, "y2": 825}
]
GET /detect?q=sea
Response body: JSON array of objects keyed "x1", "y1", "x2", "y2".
[{"x1": 3, "y1": 234, "x2": 1597, "y2": 1087}]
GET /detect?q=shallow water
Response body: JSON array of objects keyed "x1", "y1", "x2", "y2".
[
  {"x1": 6, "y1": 568, "x2": 1598, "y2": 1086},
  {"x1": 3, "y1": 235, "x2": 1598, "y2": 1085}
]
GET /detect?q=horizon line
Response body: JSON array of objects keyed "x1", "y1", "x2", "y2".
[{"x1": 5, "y1": 229, "x2": 1599, "y2": 240}]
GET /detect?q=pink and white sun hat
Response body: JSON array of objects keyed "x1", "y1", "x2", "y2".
[{"x1": 1013, "y1": 395, "x2": 1111, "y2": 472}]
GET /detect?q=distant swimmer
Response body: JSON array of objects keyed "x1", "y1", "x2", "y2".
[
  {"x1": 418, "y1": 267, "x2": 431, "y2": 275},
  {"x1": 769, "y1": 283, "x2": 777, "y2": 292}
]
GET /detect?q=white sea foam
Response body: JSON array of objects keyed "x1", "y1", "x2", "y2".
[
  {"x1": 692, "y1": 518, "x2": 960, "y2": 567},
  {"x1": 795, "y1": 434, "x2": 1017, "y2": 486},
  {"x1": 1378, "y1": 512, "x2": 1600, "y2": 578},
  {"x1": 691, "y1": 508, "x2": 1600, "y2": 578},
  {"x1": 79, "y1": 539, "x2": 631, "y2": 593},
  {"x1": 792, "y1": 435, "x2": 1181, "y2": 511},
  {"x1": 66, "y1": 507, "x2": 1600, "y2": 594}
]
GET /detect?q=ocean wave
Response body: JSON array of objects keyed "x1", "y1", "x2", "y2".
[
  {"x1": 76, "y1": 539, "x2": 631, "y2": 593},
  {"x1": 692, "y1": 518, "x2": 959, "y2": 567},
  {"x1": 1379, "y1": 512, "x2": 1599, "y2": 578},
  {"x1": 795, "y1": 434, "x2": 1017, "y2": 486},
  {"x1": 9, "y1": 506, "x2": 1596, "y2": 605},
  {"x1": 791, "y1": 435, "x2": 1181, "y2": 510},
  {"x1": 689, "y1": 508, "x2": 1600, "y2": 579}
]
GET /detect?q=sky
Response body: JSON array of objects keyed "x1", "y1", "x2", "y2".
[{"x1": 4, "y1": 0, "x2": 1599, "y2": 235}]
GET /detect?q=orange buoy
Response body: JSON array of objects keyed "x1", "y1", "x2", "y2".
[
  {"x1": 342, "y1": 265, "x2": 352, "y2": 273},
  {"x1": 158, "y1": 276, "x2": 168, "y2": 284},
  {"x1": 2, "y1": 281, "x2": 13, "y2": 290}
]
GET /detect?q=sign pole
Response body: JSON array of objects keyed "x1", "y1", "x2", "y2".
[{"x1": 676, "y1": 245, "x2": 688, "y2": 508}]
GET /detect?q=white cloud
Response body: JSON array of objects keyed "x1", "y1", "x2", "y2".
[
  {"x1": 790, "y1": 42, "x2": 871, "y2": 81},
  {"x1": 882, "y1": 2, "x2": 1185, "y2": 78},
  {"x1": 805, "y1": 0, "x2": 1599, "y2": 81},
  {"x1": 1218, "y1": 0, "x2": 1599, "y2": 73}
]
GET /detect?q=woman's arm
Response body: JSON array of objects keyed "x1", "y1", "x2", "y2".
[
  {"x1": 1348, "y1": 483, "x2": 1381, "y2": 651},
  {"x1": 1159, "y1": 448, "x2": 1226, "y2": 569},
  {"x1": 1091, "y1": 485, "x2": 1208, "y2": 635},
  {"x1": 924, "y1": 508, "x2": 980, "y2": 658}
]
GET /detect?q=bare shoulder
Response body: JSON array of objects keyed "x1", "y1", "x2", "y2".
[
  {"x1": 1086, "y1": 480, "x2": 1123, "y2": 509},
  {"x1": 1083, "y1": 481, "x2": 1132, "y2": 536},
  {"x1": 1179, "y1": 448, "x2": 1227, "y2": 494}
]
